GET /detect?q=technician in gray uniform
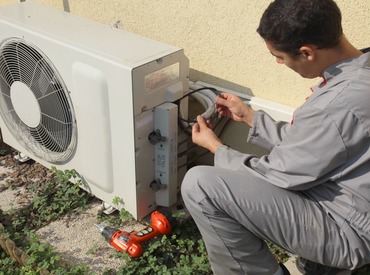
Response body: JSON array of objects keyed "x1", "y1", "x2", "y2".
[{"x1": 181, "y1": 0, "x2": 370, "y2": 274}]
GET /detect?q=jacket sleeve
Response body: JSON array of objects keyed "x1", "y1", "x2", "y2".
[
  {"x1": 215, "y1": 106, "x2": 348, "y2": 190},
  {"x1": 247, "y1": 110, "x2": 291, "y2": 150}
]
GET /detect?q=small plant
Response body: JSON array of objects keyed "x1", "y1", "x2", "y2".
[
  {"x1": 0, "y1": 141, "x2": 10, "y2": 156},
  {"x1": 87, "y1": 243, "x2": 100, "y2": 255},
  {"x1": 267, "y1": 241, "x2": 290, "y2": 263},
  {"x1": 97, "y1": 197, "x2": 134, "y2": 228},
  {"x1": 0, "y1": 166, "x2": 94, "y2": 274},
  {"x1": 112, "y1": 196, "x2": 133, "y2": 222},
  {"x1": 353, "y1": 264, "x2": 370, "y2": 275},
  {"x1": 10, "y1": 167, "x2": 93, "y2": 230},
  {"x1": 0, "y1": 227, "x2": 90, "y2": 274}
]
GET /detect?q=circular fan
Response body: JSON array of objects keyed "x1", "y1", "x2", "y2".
[{"x1": 0, "y1": 38, "x2": 77, "y2": 163}]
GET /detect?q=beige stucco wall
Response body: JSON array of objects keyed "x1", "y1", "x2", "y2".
[{"x1": 1, "y1": 0, "x2": 369, "y2": 108}]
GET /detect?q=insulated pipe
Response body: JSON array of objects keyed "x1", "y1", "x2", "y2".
[
  {"x1": 178, "y1": 82, "x2": 219, "y2": 134},
  {"x1": 189, "y1": 82, "x2": 218, "y2": 120},
  {"x1": 197, "y1": 89, "x2": 217, "y2": 120},
  {"x1": 191, "y1": 93, "x2": 211, "y2": 114}
]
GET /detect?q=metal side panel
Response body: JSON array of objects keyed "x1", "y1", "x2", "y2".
[{"x1": 72, "y1": 62, "x2": 113, "y2": 193}]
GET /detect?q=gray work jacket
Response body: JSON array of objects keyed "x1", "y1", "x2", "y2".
[{"x1": 215, "y1": 52, "x2": 370, "y2": 258}]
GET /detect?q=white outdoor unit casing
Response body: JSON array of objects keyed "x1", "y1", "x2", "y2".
[{"x1": 0, "y1": 2, "x2": 189, "y2": 219}]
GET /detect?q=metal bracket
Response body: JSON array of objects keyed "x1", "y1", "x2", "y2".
[
  {"x1": 150, "y1": 179, "x2": 166, "y2": 192},
  {"x1": 14, "y1": 152, "x2": 31, "y2": 163},
  {"x1": 148, "y1": 129, "x2": 166, "y2": 145}
]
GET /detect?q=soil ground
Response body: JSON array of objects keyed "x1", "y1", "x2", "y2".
[{"x1": 0, "y1": 149, "x2": 147, "y2": 274}]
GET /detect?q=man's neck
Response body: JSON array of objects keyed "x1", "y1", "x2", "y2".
[{"x1": 318, "y1": 36, "x2": 362, "y2": 74}]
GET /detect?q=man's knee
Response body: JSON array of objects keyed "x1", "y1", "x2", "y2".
[{"x1": 181, "y1": 166, "x2": 215, "y2": 202}]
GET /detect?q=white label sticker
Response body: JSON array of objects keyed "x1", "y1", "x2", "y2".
[{"x1": 145, "y1": 63, "x2": 179, "y2": 93}]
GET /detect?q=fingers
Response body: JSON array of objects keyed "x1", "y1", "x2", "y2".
[
  {"x1": 215, "y1": 94, "x2": 227, "y2": 106},
  {"x1": 218, "y1": 92, "x2": 228, "y2": 99},
  {"x1": 195, "y1": 115, "x2": 205, "y2": 125},
  {"x1": 216, "y1": 94, "x2": 231, "y2": 117},
  {"x1": 215, "y1": 96, "x2": 228, "y2": 114},
  {"x1": 192, "y1": 116, "x2": 204, "y2": 133},
  {"x1": 216, "y1": 93, "x2": 237, "y2": 109},
  {"x1": 218, "y1": 92, "x2": 233, "y2": 101},
  {"x1": 192, "y1": 120, "x2": 199, "y2": 134},
  {"x1": 205, "y1": 119, "x2": 212, "y2": 129},
  {"x1": 192, "y1": 116, "x2": 213, "y2": 135}
]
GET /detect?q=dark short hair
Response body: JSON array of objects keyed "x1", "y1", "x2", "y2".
[{"x1": 257, "y1": 0, "x2": 343, "y2": 57}]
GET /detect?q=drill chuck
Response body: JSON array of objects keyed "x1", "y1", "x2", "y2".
[{"x1": 101, "y1": 225, "x2": 121, "y2": 242}]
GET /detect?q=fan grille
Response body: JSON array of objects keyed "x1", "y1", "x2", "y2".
[{"x1": 0, "y1": 38, "x2": 76, "y2": 163}]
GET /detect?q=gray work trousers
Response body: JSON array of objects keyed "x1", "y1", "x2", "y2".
[{"x1": 181, "y1": 166, "x2": 357, "y2": 275}]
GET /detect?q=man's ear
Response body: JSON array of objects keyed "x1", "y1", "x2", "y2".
[{"x1": 299, "y1": 46, "x2": 316, "y2": 61}]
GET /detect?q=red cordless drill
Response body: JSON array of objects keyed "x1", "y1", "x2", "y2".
[{"x1": 95, "y1": 210, "x2": 175, "y2": 258}]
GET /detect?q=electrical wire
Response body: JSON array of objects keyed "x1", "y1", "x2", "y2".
[
  {"x1": 176, "y1": 87, "x2": 218, "y2": 102},
  {"x1": 176, "y1": 85, "x2": 236, "y2": 168},
  {"x1": 177, "y1": 86, "x2": 219, "y2": 135},
  {"x1": 177, "y1": 115, "x2": 231, "y2": 166}
]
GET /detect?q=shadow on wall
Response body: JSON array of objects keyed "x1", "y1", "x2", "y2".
[
  {"x1": 189, "y1": 68, "x2": 254, "y2": 97},
  {"x1": 62, "y1": 0, "x2": 70, "y2": 12}
]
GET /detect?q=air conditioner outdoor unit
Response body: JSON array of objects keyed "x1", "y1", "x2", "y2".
[{"x1": 0, "y1": 2, "x2": 189, "y2": 219}]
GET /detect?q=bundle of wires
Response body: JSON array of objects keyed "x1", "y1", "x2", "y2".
[
  {"x1": 177, "y1": 84, "x2": 232, "y2": 167},
  {"x1": 177, "y1": 84, "x2": 219, "y2": 133}
]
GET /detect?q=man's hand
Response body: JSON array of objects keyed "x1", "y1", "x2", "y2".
[
  {"x1": 192, "y1": 115, "x2": 223, "y2": 154},
  {"x1": 216, "y1": 93, "x2": 255, "y2": 127}
]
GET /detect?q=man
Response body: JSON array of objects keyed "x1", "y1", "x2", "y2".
[{"x1": 181, "y1": 0, "x2": 370, "y2": 274}]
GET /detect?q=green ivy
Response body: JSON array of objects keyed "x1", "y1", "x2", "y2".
[
  {"x1": 0, "y1": 167, "x2": 93, "y2": 273},
  {"x1": 2, "y1": 163, "x2": 368, "y2": 274}
]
